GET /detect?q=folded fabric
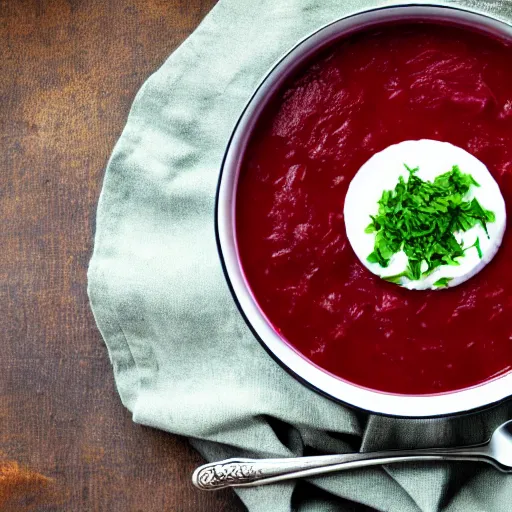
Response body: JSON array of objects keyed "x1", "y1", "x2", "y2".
[{"x1": 88, "y1": 1, "x2": 512, "y2": 510}]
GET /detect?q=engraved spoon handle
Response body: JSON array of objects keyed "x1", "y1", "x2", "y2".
[{"x1": 192, "y1": 445, "x2": 490, "y2": 490}]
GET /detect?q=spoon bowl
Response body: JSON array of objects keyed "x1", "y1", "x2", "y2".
[{"x1": 488, "y1": 419, "x2": 512, "y2": 468}]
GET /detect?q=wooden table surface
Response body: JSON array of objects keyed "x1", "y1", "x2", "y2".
[{"x1": 0, "y1": 1, "x2": 244, "y2": 510}]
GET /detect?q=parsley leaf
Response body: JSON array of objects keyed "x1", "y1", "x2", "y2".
[
  {"x1": 433, "y1": 277, "x2": 453, "y2": 288},
  {"x1": 366, "y1": 164, "x2": 495, "y2": 283},
  {"x1": 464, "y1": 236, "x2": 483, "y2": 259}
]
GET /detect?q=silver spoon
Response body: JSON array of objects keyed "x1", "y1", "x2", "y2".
[{"x1": 192, "y1": 419, "x2": 512, "y2": 490}]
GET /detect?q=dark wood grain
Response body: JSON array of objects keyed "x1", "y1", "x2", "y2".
[{"x1": 0, "y1": 0, "x2": 244, "y2": 510}]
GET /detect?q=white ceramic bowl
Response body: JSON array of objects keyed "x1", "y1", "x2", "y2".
[{"x1": 216, "y1": 4, "x2": 512, "y2": 417}]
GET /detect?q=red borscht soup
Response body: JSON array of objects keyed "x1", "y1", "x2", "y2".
[{"x1": 236, "y1": 23, "x2": 512, "y2": 395}]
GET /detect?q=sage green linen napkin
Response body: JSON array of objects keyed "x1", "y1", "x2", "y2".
[{"x1": 88, "y1": 1, "x2": 512, "y2": 510}]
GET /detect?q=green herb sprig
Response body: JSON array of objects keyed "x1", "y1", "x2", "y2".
[{"x1": 365, "y1": 164, "x2": 495, "y2": 283}]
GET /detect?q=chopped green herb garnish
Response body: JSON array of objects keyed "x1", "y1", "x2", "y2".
[
  {"x1": 366, "y1": 164, "x2": 495, "y2": 282},
  {"x1": 382, "y1": 272, "x2": 408, "y2": 284},
  {"x1": 433, "y1": 277, "x2": 453, "y2": 288},
  {"x1": 464, "y1": 236, "x2": 483, "y2": 259},
  {"x1": 475, "y1": 237, "x2": 483, "y2": 258}
]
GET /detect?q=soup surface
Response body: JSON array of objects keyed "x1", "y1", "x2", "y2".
[{"x1": 236, "y1": 23, "x2": 512, "y2": 394}]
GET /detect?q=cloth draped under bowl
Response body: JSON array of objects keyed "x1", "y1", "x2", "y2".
[{"x1": 88, "y1": 0, "x2": 512, "y2": 510}]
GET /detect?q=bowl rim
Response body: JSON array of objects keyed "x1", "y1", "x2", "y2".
[{"x1": 215, "y1": 3, "x2": 512, "y2": 418}]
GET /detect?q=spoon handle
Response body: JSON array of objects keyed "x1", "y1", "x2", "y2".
[{"x1": 192, "y1": 445, "x2": 489, "y2": 490}]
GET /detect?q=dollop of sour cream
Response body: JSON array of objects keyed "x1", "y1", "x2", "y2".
[{"x1": 344, "y1": 140, "x2": 506, "y2": 290}]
